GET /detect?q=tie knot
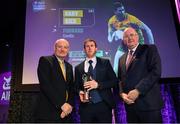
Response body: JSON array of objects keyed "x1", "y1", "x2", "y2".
[
  {"x1": 60, "y1": 60, "x2": 64, "y2": 65},
  {"x1": 129, "y1": 50, "x2": 133, "y2": 55},
  {"x1": 88, "y1": 60, "x2": 93, "y2": 65}
]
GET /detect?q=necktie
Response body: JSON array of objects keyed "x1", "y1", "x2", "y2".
[
  {"x1": 59, "y1": 61, "x2": 68, "y2": 101},
  {"x1": 59, "y1": 61, "x2": 66, "y2": 81},
  {"x1": 126, "y1": 50, "x2": 133, "y2": 70},
  {"x1": 87, "y1": 60, "x2": 102, "y2": 103},
  {"x1": 88, "y1": 60, "x2": 93, "y2": 77}
]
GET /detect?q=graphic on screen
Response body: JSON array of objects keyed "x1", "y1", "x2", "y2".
[
  {"x1": 107, "y1": 2, "x2": 154, "y2": 74},
  {"x1": 22, "y1": 0, "x2": 180, "y2": 84},
  {"x1": 0, "y1": 72, "x2": 11, "y2": 105}
]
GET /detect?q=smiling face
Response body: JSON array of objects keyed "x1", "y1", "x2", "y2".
[
  {"x1": 83, "y1": 39, "x2": 97, "y2": 58},
  {"x1": 123, "y1": 27, "x2": 139, "y2": 50},
  {"x1": 54, "y1": 39, "x2": 69, "y2": 59}
]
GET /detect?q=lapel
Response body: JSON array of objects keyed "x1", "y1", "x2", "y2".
[
  {"x1": 79, "y1": 60, "x2": 86, "y2": 75},
  {"x1": 121, "y1": 54, "x2": 128, "y2": 73},
  {"x1": 126, "y1": 44, "x2": 142, "y2": 72},
  {"x1": 53, "y1": 55, "x2": 67, "y2": 82},
  {"x1": 95, "y1": 57, "x2": 100, "y2": 79},
  {"x1": 64, "y1": 60, "x2": 71, "y2": 83}
]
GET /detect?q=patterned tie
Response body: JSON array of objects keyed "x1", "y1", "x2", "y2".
[
  {"x1": 88, "y1": 60, "x2": 93, "y2": 77},
  {"x1": 59, "y1": 61, "x2": 68, "y2": 101},
  {"x1": 126, "y1": 50, "x2": 133, "y2": 70},
  {"x1": 87, "y1": 60, "x2": 102, "y2": 103}
]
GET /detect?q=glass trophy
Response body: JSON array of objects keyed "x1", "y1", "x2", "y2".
[{"x1": 82, "y1": 73, "x2": 91, "y2": 102}]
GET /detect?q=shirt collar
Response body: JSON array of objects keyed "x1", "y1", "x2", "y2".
[
  {"x1": 85, "y1": 56, "x2": 96, "y2": 63},
  {"x1": 55, "y1": 55, "x2": 64, "y2": 63},
  {"x1": 128, "y1": 43, "x2": 139, "y2": 53}
]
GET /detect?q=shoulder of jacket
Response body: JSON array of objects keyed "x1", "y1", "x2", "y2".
[
  {"x1": 75, "y1": 61, "x2": 84, "y2": 68},
  {"x1": 39, "y1": 55, "x2": 55, "y2": 63},
  {"x1": 97, "y1": 57, "x2": 109, "y2": 61},
  {"x1": 65, "y1": 61, "x2": 73, "y2": 67}
]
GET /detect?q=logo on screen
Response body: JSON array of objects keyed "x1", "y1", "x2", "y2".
[{"x1": 0, "y1": 72, "x2": 11, "y2": 105}]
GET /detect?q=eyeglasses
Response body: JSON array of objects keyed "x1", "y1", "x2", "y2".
[{"x1": 123, "y1": 33, "x2": 137, "y2": 40}]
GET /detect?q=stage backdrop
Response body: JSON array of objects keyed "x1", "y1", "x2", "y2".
[
  {"x1": 22, "y1": 0, "x2": 180, "y2": 85},
  {"x1": 4, "y1": 0, "x2": 180, "y2": 123}
]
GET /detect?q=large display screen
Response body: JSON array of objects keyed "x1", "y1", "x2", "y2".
[{"x1": 22, "y1": 0, "x2": 180, "y2": 84}]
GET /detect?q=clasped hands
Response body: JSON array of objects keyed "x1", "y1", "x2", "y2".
[
  {"x1": 121, "y1": 89, "x2": 140, "y2": 105},
  {"x1": 60, "y1": 103, "x2": 72, "y2": 118}
]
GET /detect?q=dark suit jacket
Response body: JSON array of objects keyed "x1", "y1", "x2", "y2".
[
  {"x1": 35, "y1": 55, "x2": 74, "y2": 121},
  {"x1": 75, "y1": 57, "x2": 118, "y2": 108},
  {"x1": 118, "y1": 44, "x2": 163, "y2": 111}
]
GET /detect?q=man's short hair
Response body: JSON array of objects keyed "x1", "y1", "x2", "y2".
[
  {"x1": 113, "y1": 2, "x2": 124, "y2": 10},
  {"x1": 83, "y1": 38, "x2": 97, "y2": 48}
]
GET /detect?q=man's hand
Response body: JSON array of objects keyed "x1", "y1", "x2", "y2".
[
  {"x1": 60, "y1": 103, "x2": 72, "y2": 118},
  {"x1": 60, "y1": 111, "x2": 66, "y2": 118},
  {"x1": 84, "y1": 80, "x2": 98, "y2": 91},
  {"x1": 79, "y1": 91, "x2": 87, "y2": 103},
  {"x1": 127, "y1": 89, "x2": 140, "y2": 102},
  {"x1": 120, "y1": 93, "x2": 134, "y2": 105}
]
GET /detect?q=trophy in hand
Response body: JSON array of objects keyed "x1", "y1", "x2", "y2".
[{"x1": 82, "y1": 73, "x2": 91, "y2": 102}]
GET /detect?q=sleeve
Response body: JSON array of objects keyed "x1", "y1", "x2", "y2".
[
  {"x1": 128, "y1": 14, "x2": 142, "y2": 26},
  {"x1": 135, "y1": 45, "x2": 161, "y2": 95},
  {"x1": 74, "y1": 66, "x2": 84, "y2": 94},
  {"x1": 66, "y1": 65, "x2": 75, "y2": 106},
  {"x1": 117, "y1": 58, "x2": 123, "y2": 94},
  {"x1": 98, "y1": 60, "x2": 119, "y2": 90},
  {"x1": 37, "y1": 56, "x2": 64, "y2": 110}
]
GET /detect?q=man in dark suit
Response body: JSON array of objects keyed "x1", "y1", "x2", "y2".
[
  {"x1": 75, "y1": 38, "x2": 118, "y2": 123},
  {"x1": 35, "y1": 39, "x2": 74, "y2": 122},
  {"x1": 118, "y1": 27, "x2": 163, "y2": 122}
]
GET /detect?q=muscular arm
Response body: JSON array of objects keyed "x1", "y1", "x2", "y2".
[
  {"x1": 108, "y1": 23, "x2": 115, "y2": 42},
  {"x1": 128, "y1": 14, "x2": 154, "y2": 44},
  {"x1": 139, "y1": 22, "x2": 154, "y2": 44}
]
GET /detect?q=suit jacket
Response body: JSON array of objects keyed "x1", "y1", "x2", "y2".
[
  {"x1": 75, "y1": 57, "x2": 118, "y2": 108},
  {"x1": 118, "y1": 44, "x2": 163, "y2": 111},
  {"x1": 35, "y1": 55, "x2": 74, "y2": 121}
]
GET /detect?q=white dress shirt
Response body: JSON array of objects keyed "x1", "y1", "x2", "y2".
[{"x1": 84, "y1": 56, "x2": 97, "y2": 73}]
